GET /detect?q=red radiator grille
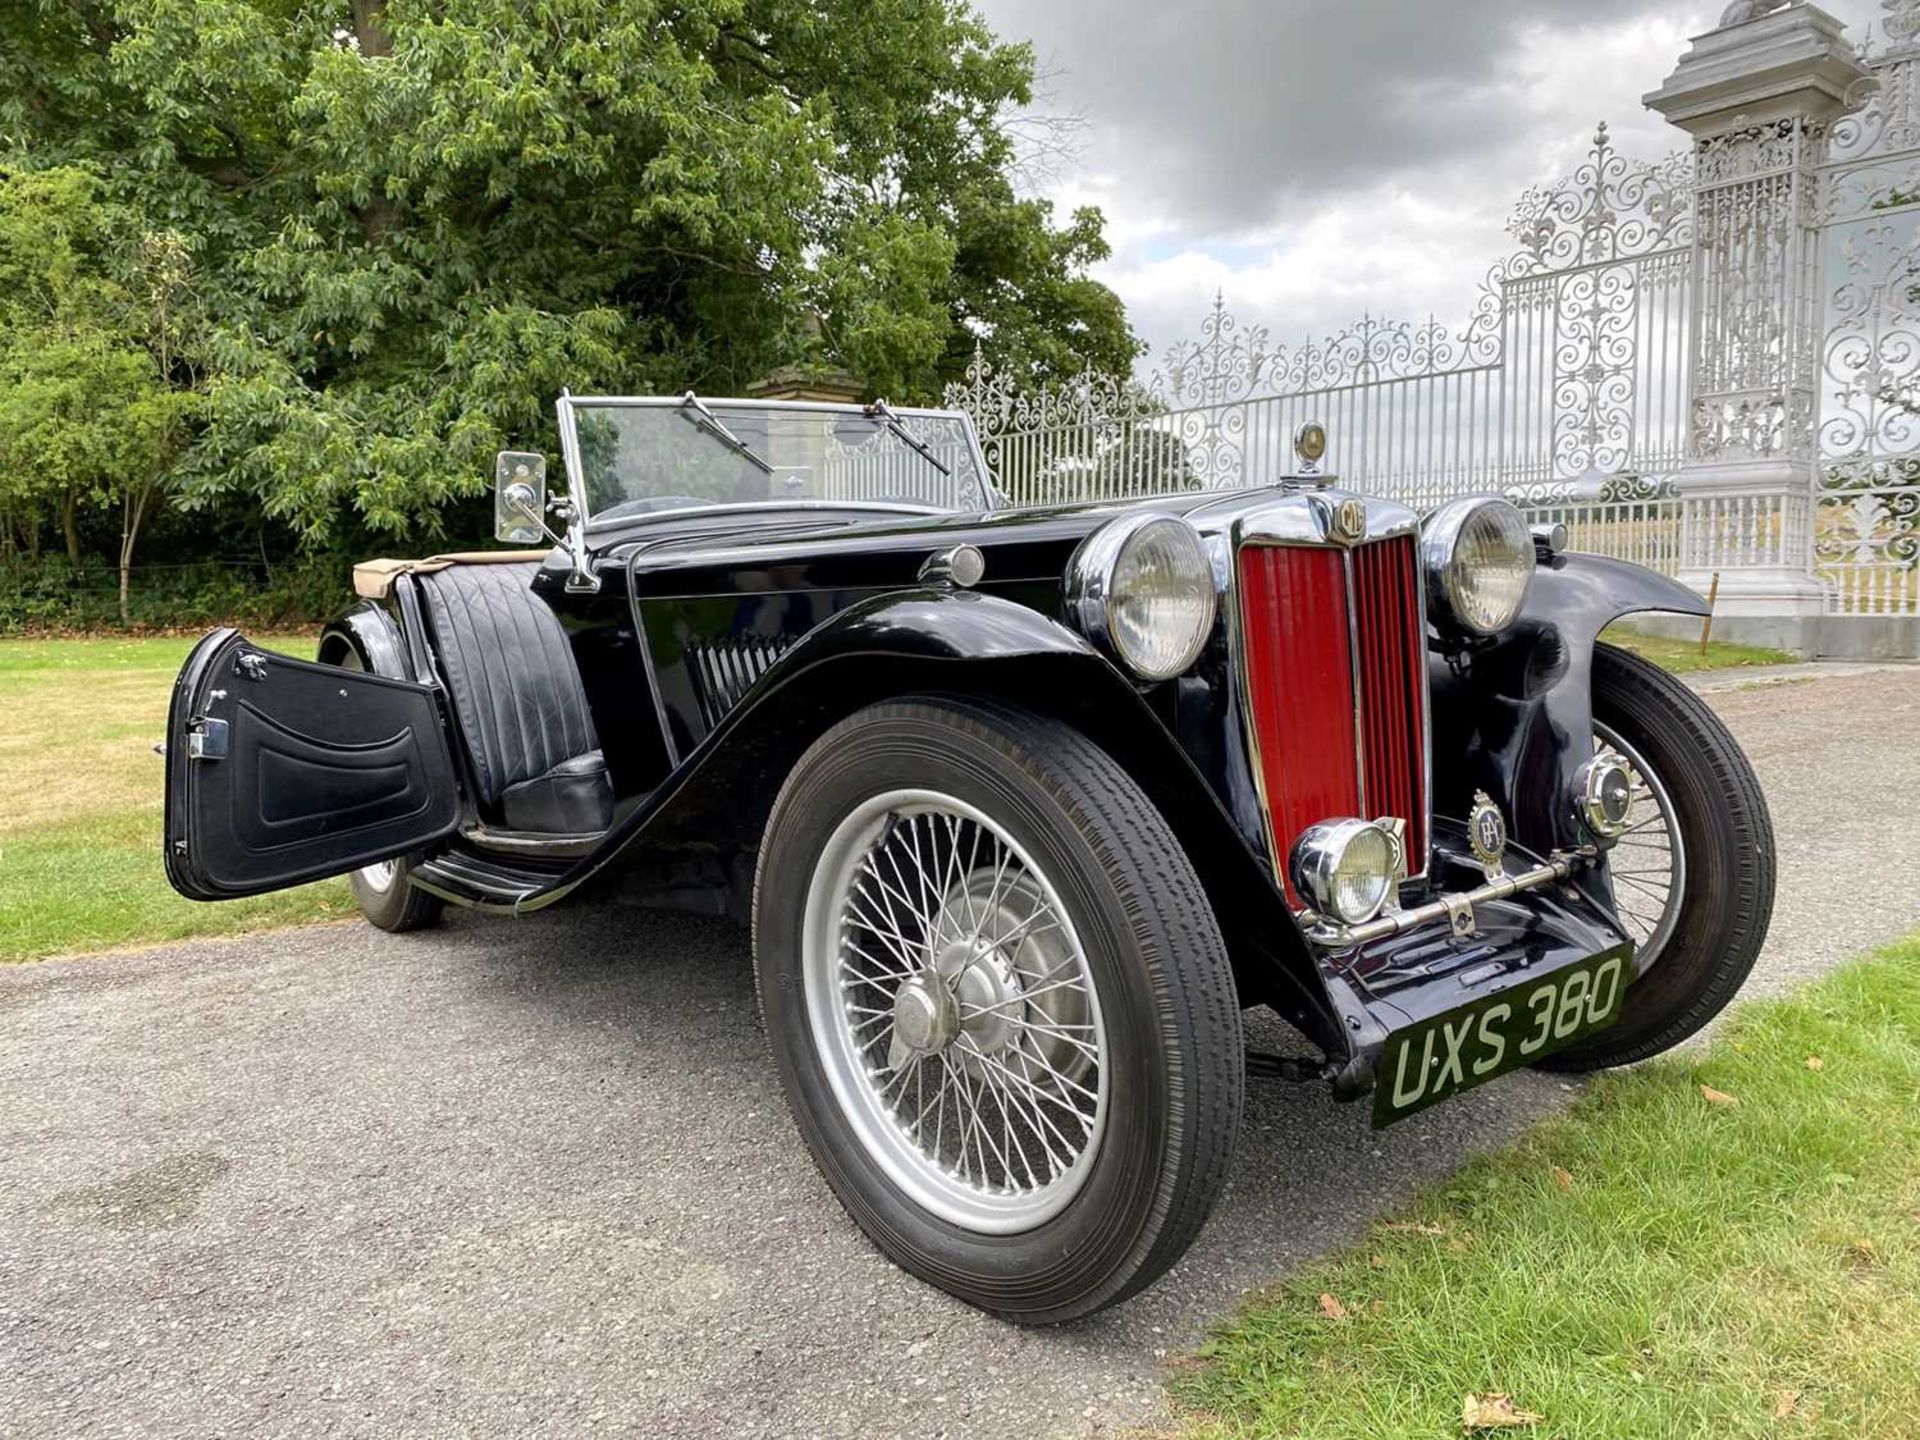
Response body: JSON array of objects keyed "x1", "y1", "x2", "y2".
[
  {"x1": 1238, "y1": 539, "x2": 1428, "y2": 907},
  {"x1": 1353, "y1": 536, "x2": 1428, "y2": 878}
]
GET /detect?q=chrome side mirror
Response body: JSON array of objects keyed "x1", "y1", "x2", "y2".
[{"x1": 494, "y1": 451, "x2": 548, "y2": 544}]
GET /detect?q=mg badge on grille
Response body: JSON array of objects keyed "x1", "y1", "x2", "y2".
[
  {"x1": 1333, "y1": 498, "x2": 1367, "y2": 544},
  {"x1": 1468, "y1": 790, "x2": 1508, "y2": 880}
]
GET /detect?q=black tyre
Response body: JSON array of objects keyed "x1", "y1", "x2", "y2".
[
  {"x1": 347, "y1": 857, "x2": 445, "y2": 933},
  {"x1": 1536, "y1": 642, "x2": 1774, "y2": 1072},
  {"x1": 331, "y1": 645, "x2": 446, "y2": 935},
  {"x1": 753, "y1": 698, "x2": 1244, "y2": 1324}
]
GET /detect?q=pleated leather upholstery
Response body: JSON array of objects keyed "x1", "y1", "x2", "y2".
[{"x1": 416, "y1": 563, "x2": 602, "y2": 808}]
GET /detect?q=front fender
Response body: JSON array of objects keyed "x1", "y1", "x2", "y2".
[
  {"x1": 584, "y1": 587, "x2": 1350, "y2": 1058},
  {"x1": 1430, "y1": 552, "x2": 1706, "y2": 860}
]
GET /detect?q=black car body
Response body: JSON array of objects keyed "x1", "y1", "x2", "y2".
[{"x1": 162, "y1": 394, "x2": 1771, "y2": 1321}]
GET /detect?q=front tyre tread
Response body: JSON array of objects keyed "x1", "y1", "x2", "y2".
[
  {"x1": 1536, "y1": 643, "x2": 1774, "y2": 1072},
  {"x1": 752, "y1": 697, "x2": 1243, "y2": 1324}
]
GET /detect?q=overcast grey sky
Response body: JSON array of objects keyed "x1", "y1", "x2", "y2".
[{"x1": 970, "y1": 0, "x2": 1888, "y2": 367}]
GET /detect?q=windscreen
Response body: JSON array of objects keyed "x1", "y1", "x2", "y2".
[{"x1": 567, "y1": 402, "x2": 989, "y2": 521}]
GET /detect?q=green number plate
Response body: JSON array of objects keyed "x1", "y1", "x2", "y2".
[{"x1": 1373, "y1": 946, "x2": 1633, "y2": 1128}]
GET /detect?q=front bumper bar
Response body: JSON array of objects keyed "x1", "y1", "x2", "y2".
[
  {"x1": 1304, "y1": 845, "x2": 1599, "y2": 949},
  {"x1": 1306, "y1": 826, "x2": 1632, "y2": 1103}
]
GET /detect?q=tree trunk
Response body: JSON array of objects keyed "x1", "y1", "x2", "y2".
[
  {"x1": 119, "y1": 486, "x2": 149, "y2": 628},
  {"x1": 61, "y1": 495, "x2": 81, "y2": 566},
  {"x1": 347, "y1": 0, "x2": 399, "y2": 242},
  {"x1": 349, "y1": 0, "x2": 392, "y2": 55}
]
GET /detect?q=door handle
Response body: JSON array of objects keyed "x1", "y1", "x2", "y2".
[{"x1": 188, "y1": 717, "x2": 230, "y2": 761}]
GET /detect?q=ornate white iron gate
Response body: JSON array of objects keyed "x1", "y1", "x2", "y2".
[
  {"x1": 942, "y1": 1, "x2": 1920, "y2": 636},
  {"x1": 946, "y1": 126, "x2": 1694, "y2": 571},
  {"x1": 1818, "y1": 16, "x2": 1920, "y2": 616}
]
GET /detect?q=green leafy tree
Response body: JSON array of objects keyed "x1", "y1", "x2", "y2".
[
  {"x1": 3, "y1": 0, "x2": 1139, "y2": 559},
  {"x1": 0, "y1": 167, "x2": 204, "y2": 619}
]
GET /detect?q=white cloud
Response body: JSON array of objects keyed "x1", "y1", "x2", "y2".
[{"x1": 974, "y1": 0, "x2": 1889, "y2": 369}]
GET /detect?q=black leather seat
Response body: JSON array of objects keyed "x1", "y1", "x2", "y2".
[{"x1": 416, "y1": 563, "x2": 615, "y2": 834}]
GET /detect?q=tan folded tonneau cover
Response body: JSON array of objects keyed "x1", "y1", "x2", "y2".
[{"x1": 352, "y1": 551, "x2": 551, "y2": 600}]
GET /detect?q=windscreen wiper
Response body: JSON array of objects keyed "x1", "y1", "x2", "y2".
[
  {"x1": 865, "y1": 399, "x2": 952, "y2": 478},
  {"x1": 679, "y1": 391, "x2": 774, "y2": 474}
]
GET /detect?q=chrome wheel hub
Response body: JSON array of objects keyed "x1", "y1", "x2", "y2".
[
  {"x1": 357, "y1": 858, "x2": 398, "y2": 894},
  {"x1": 891, "y1": 974, "x2": 959, "y2": 1058},
  {"x1": 946, "y1": 941, "x2": 1019, "y2": 1058},
  {"x1": 803, "y1": 791, "x2": 1109, "y2": 1235},
  {"x1": 1594, "y1": 722, "x2": 1687, "y2": 978}
]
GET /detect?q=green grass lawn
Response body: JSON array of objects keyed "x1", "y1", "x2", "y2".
[
  {"x1": 0, "y1": 633, "x2": 353, "y2": 963},
  {"x1": 0, "y1": 619, "x2": 1802, "y2": 963},
  {"x1": 1166, "y1": 938, "x2": 1920, "y2": 1440},
  {"x1": 1601, "y1": 625, "x2": 1798, "y2": 675}
]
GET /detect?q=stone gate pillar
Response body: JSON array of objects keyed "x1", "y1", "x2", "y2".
[{"x1": 1645, "y1": 4, "x2": 1868, "y2": 648}]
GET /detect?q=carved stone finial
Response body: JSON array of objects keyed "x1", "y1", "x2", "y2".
[
  {"x1": 1885, "y1": 0, "x2": 1920, "y2": 48},
  {"x1": 1717, "y1": 0, "x2": 1791, "y2": 28}
]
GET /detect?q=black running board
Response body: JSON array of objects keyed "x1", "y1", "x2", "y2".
[{"x1": 411, "y1": 850, "x2": 574, "y2": 910}]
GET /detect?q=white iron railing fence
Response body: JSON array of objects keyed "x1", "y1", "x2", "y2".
[
  {"x1": 942, "y1": 12, "x2": 1920, "y2": 620},
  {"x1": 1814, "y1": 19, "x2": 1920, "y2": 617},
  {"x1": 946, "y1": 124, "x2": 1696, "y2": 574}
]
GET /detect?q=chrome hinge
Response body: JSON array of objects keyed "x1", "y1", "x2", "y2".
[{"x1": 187, "y1": 717, "x2": 229, "y2": 761}]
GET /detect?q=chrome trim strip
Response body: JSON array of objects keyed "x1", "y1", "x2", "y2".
[
  {"x1": 623, "y1": 540, "x2": 687, "y2": 769},
  {"x1": 553, "y1": 391, "x2": 602, "y2": 593},
  {"x1": 1229, "y1": 493, "x2": 1421, "y2": 548},
  {"x1": 1413, "y1": 533, "x2": 1435, "y2": 883},
  {"x1": 1220, "y1": 537, "x2": 1288, "y2": 886},
  {"x1": 1341, "y1": 550, "x2": 1369, "y2": 817}
]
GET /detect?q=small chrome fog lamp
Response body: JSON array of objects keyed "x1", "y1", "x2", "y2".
[
  {"x1": 1576, "y1": 754, "x2": 1636, "y2": 840},
  {"x1": 1291, "y1": 819, "x2": 1397, "y2": 926}
]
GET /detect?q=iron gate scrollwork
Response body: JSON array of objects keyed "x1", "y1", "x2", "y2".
[
  {"x1": 947, "y1": 125, "x2": 1693, "y2": 566},
  {"x1": 1817, "y1": 6, "x2": 1920, "y2": 614},
  {"x1": 938, "y1": 5, "x2": 1920, "y2": 614}
]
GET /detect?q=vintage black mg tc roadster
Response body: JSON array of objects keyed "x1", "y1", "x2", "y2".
[{"x1": 161, "y1": 395, "x2": 1773, "y2": 1323}]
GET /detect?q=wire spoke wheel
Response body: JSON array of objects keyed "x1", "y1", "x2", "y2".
[
  {"x1": 803, "y1": 790, "x2": 1109, "y2": 1234},
  {"x1": 1593, "y1": 719, "x2": 1686, "y2": 977},
  {"x1": 1537, "y1": 645, "x2": 1773, "y2": 1074},
  {"x1": 758, "y1": 698, "x2": 1242, "y2": 1321}
]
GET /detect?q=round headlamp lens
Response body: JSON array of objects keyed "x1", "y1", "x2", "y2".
[
  {"x1": 1424, "y1": 498, "x2": 1534, "y2": 636},
  {"x1": 1098, "y1": 518, "x2": 1217, "y2": 681},
  {"x1": 1291, "y1": 820, "x2": 1396, "y2": 926}
]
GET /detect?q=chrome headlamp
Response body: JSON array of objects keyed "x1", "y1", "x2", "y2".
[
  {"x1": 1065, "y1": 515, "x2": 1217, "y2": 681},
  {"x1": 1421, "y1": 498, "x2": 1535, "y2": 637},
  {"x1": 1291, "y1": 819, "x2": 1397, "y2": 926}
]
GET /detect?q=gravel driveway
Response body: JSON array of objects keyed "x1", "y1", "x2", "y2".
[{"x1": 4, "y1": 665, "x2": 1918, "y2": 1439}]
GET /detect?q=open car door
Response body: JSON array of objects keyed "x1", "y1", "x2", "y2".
[{"x1": 163, "y1": 629, "x2": 461, "y2": 900}]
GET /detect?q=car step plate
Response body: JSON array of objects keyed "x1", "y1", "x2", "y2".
[{"x1": 1373, "y1": 944, "x2": 1633, "y2": 1128}]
